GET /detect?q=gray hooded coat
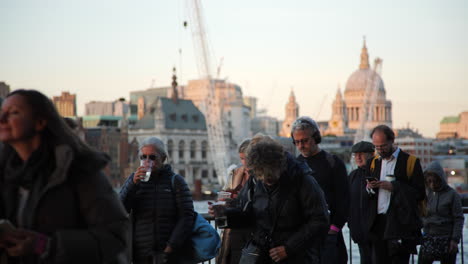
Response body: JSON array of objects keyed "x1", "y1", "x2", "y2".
[{"x1": 423, "y1": 161, "x2": 464, "y2": 242}]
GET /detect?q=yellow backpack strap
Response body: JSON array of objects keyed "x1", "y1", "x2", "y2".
[
  {"x1": 407, "y1": 155, "x2": 417, "y2": 179},
  {"x1": 370, "y1": 156, "x2": 379, "y2": 173}
]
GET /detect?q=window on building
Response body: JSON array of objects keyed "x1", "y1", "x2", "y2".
[
  {"x1": 190, "y1": 141, "x2": 196, "y2": 159},
  {"x1": 167, "y1": 140, "x2": 173, "y2": 158},
  {"x1": 179, "y1": 140, "x2": 185, "y2": 160},
  {"x1": 202, "y1": 170, "x2": 208, "y2": 178},
  {"x1": 201, "y1": 141, "x2": 208, "y2": 159},
  {"x1": 179, "y1": 169, "x2": 185, "y2": 177}
]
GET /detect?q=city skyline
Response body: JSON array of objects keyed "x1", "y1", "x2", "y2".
[{"x1": 1, "y1": 0, "x2": 467, "y2": 137}]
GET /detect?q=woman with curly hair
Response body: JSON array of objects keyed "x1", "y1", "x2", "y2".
[{"x1": 213, "y1": 135, "x2": 329, "y2": 264}]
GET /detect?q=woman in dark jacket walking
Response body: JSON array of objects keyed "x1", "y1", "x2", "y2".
[
  {"x1": 0, "y1": 90, "x2": 129, "y2": 263},
  {"x1": 120, "y1": 137, "x2": 195, "y2": 264},
  {"x1": 213, "y1": 135, "x2": 329, "y2": 264},
  {"x1": 418, "y1": 161, "x2": 464, "y2": 264}
]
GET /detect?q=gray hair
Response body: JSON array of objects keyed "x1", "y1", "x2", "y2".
[
  {"x1": 290, "y1": 116, "x2": 321, "y2": 144},
  {"x1": 139, "y1": 137, "x2": 168, "y2": 162},
  {"x1": 238, "y1": 138, "x2": 251, "y2": 154}
]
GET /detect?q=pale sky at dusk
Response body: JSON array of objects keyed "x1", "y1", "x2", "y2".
[{"x1": 1, "y1": 0, "x2": 467, "y2": 137}]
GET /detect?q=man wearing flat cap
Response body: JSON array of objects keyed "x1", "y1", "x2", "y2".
[{"x1": 348, "y1": 141, "x2": 375, "y2": 264}]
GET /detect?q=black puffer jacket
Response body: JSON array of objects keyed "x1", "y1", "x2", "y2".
[
  {"x1": 227, "y1": 153, "x2": 329, "y2": 264},
  {"x1": 119, "y1": 164, "x2": 194, "y2": 260}
]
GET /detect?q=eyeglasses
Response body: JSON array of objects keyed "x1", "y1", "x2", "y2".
[
  {"x1": 293, "y1": 137, "x2": 311, "y2": 145},
  {"x1": 139, "y1": 154, "x2": 157, "y2": 161},
  {"x1": 374, "y1": 143, "x2": 390, "y2": 149}
]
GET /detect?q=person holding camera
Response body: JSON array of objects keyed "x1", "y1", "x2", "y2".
[{"x1": 212, "y1": 135, "x2": 329, "y2": 264}]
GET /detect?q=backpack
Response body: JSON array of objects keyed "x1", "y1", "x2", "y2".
[{"x1": 171, "y1": 174, "x2": 221, "y2": 262}]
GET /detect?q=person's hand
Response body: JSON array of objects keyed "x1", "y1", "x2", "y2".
[
  {"x1": 2, "y1": 229, "x2": 49, "y2": 257},
  {"x1": 367, "y1": 180, "x2": 379, "y2": 189},
  {"x1": 164, "y1": 245, "x2": 173, "y2": 253},
  {"x1": 208, "y1": 202, "x2": 215, "y2": 217},
  {"x1": 133, "y1": 166, "x2": 147, "y2": 184},
  {"x1": 449, "y1": 240, "x2": 458, "y2": 253},
  {"x1": 269, "y1": 246, "x2": 287, "y2": 262},
  {"x1": 378, "y1": 181, "x2": 393, "y2": 191}
]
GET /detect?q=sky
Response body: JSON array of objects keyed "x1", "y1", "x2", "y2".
[{"x1": 1, "y1": 0, "x2": 467, "y2": 138}]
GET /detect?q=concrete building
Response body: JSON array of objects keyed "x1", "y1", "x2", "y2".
[
  {"x1": 437, "y1": 111, "x2": 468, "y2": 139},
  {"x1": 0, "y1": 82, "x2": 10, "y2": 98},
  {"x1": 251, "y1": 116, "x2": 280, "y2": 137},
  {"x1": 129, "y1": 96, "x2": 217, "y2": 189},
  {"x1": 184, "y1": 79, "x2": 251, "y2": 147},
  {"x1": 85, "y1": 101, "x2": 114, "y2": 116},
  {"x1": 82, "y1": 115, "x2": 138, "y2": 128},
  {"x1": 395, "y1": 128, "x2": 433, "y2": 169},
  {"x1": 52, "y1": 91, "x2": 77, "y2": 117},
  {"x1": 243, "y1": 96, "x2": 258, "y2": 118}
]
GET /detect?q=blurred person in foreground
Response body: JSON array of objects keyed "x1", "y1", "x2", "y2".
[
  {"x1": 120, "y1": 137, "x2": 195, "y2": 264},
  {"x1": 418, "y1": 161, "x2": 464, "y2": 264},
  {"x1": 0, "y1": 89, "x2": 129, "y2": 263},
  {"x1": 211, "y1": 135, "x2": 329, "y2": 263},
  {"x1": 348, "y1": 141, "x2": 375, "y2": 264},
  {"x1": 217, "y1": 138, "x2": 253, "y2": 264}
]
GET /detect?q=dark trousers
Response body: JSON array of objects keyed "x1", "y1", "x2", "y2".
[
  {"x1": 321, "y1": 232, "x2": 348, "y2": 264},
  {"x1": 358, "y1": 241, "x2": 373, "y2": 264},
  {"x1": 418, "y1": 252, "x2": 457, "y2": 264},
  {"x1": 370, "y1": 214, "x2": 411, "y2": 264}
]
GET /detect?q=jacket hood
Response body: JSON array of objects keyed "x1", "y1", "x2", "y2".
[{"x1": 424, "y1": 161, "x2": 448, "y2": 187}]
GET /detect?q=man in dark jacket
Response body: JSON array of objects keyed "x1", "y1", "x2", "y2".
[
  {"x1": 291, "y1": 116, "x2": 350, "y2": 264},
  {"x1": 120, "y1": 137, "x2": 195, "y2": 264},
  {"x1": 217, "y1": 135, "x2": 329, "y2": 264},
  {"x1": 366, "y1": 125, "x2": 425, "y2": 264},
  {"x1": 348, "y1": 141, "x2": 375, "y2": 264}
]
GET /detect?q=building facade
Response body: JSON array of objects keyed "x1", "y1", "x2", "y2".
[
  {"x1": 279, "y1": 90, "x2": 299, "y2": 137},
  {"x1": 437, "y1": 111, "x2": 468, "y2": 139},
  {"x1": 128, "y1": 97, "x2": 217, "y2": 189},
  {"x1": 0, "y1": 82, "x2": 10, "y2": 98},
  {"x1": 52, "y1": 91, "x2": 77, "y2": 117}
]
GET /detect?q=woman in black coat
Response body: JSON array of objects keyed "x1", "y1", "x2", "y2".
[
  {"x1": 0, "y1": 90, "x2": 129, "y2": 263},
  {"x1": 120, "y1": 137, "x2": 195, "y2": 264}
]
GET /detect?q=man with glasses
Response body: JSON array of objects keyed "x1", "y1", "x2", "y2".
[
  {"x1": 291, "y1": 116, "x2": 350, "y2": 264},
  {"x1": 120, "y1": 137, "x2": 195, "y2": 264},
  {"x1": 366, "y1": 125, "x2": 425, "y2": 264},
  {"x1": 348, "y1": 141, "x2": 375, "y2": 264}
]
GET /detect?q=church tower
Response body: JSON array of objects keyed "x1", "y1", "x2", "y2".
[
  {"x1": 279, "y1": 89, "x2": 299, "y2": 137},
  {"x1": 326, "y1": 86, "x2": 349, "y2": 136}
]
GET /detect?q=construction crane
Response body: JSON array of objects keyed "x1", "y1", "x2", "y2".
[
  {"x1": 186, "y1": 0, "x2": 229, "y2": 186},
  {"x1": 354, "y1": 58, "x2": 383, "y2": 143}
]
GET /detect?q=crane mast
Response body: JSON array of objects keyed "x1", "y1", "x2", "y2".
[{"x1": 187, "y1": 0, "x2": 229, "y2": 186}]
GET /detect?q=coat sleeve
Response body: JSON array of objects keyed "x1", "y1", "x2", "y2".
[
  {"x1": 167, "y1": 174, "x2": 195, "y2": 250},
  {"x1": 451, "y1": 191, "x2": 464, "y2": 243},
  {"x1": 330, "y1": 156, "x2": 350, "y2": 229},
  {"x1": 119, "y1": 173, "x2": 138, "y2": 213},
  {"x1": 284, "y1": 173, "x2": 330, "y2": 256},
  {"x1": 52, "y1": 171, "x2": 130, "y2": 264}
]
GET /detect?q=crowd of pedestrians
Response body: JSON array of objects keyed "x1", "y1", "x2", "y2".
[{"x1": 0, "y1": 89, "x2": 465, "y2": 264}]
